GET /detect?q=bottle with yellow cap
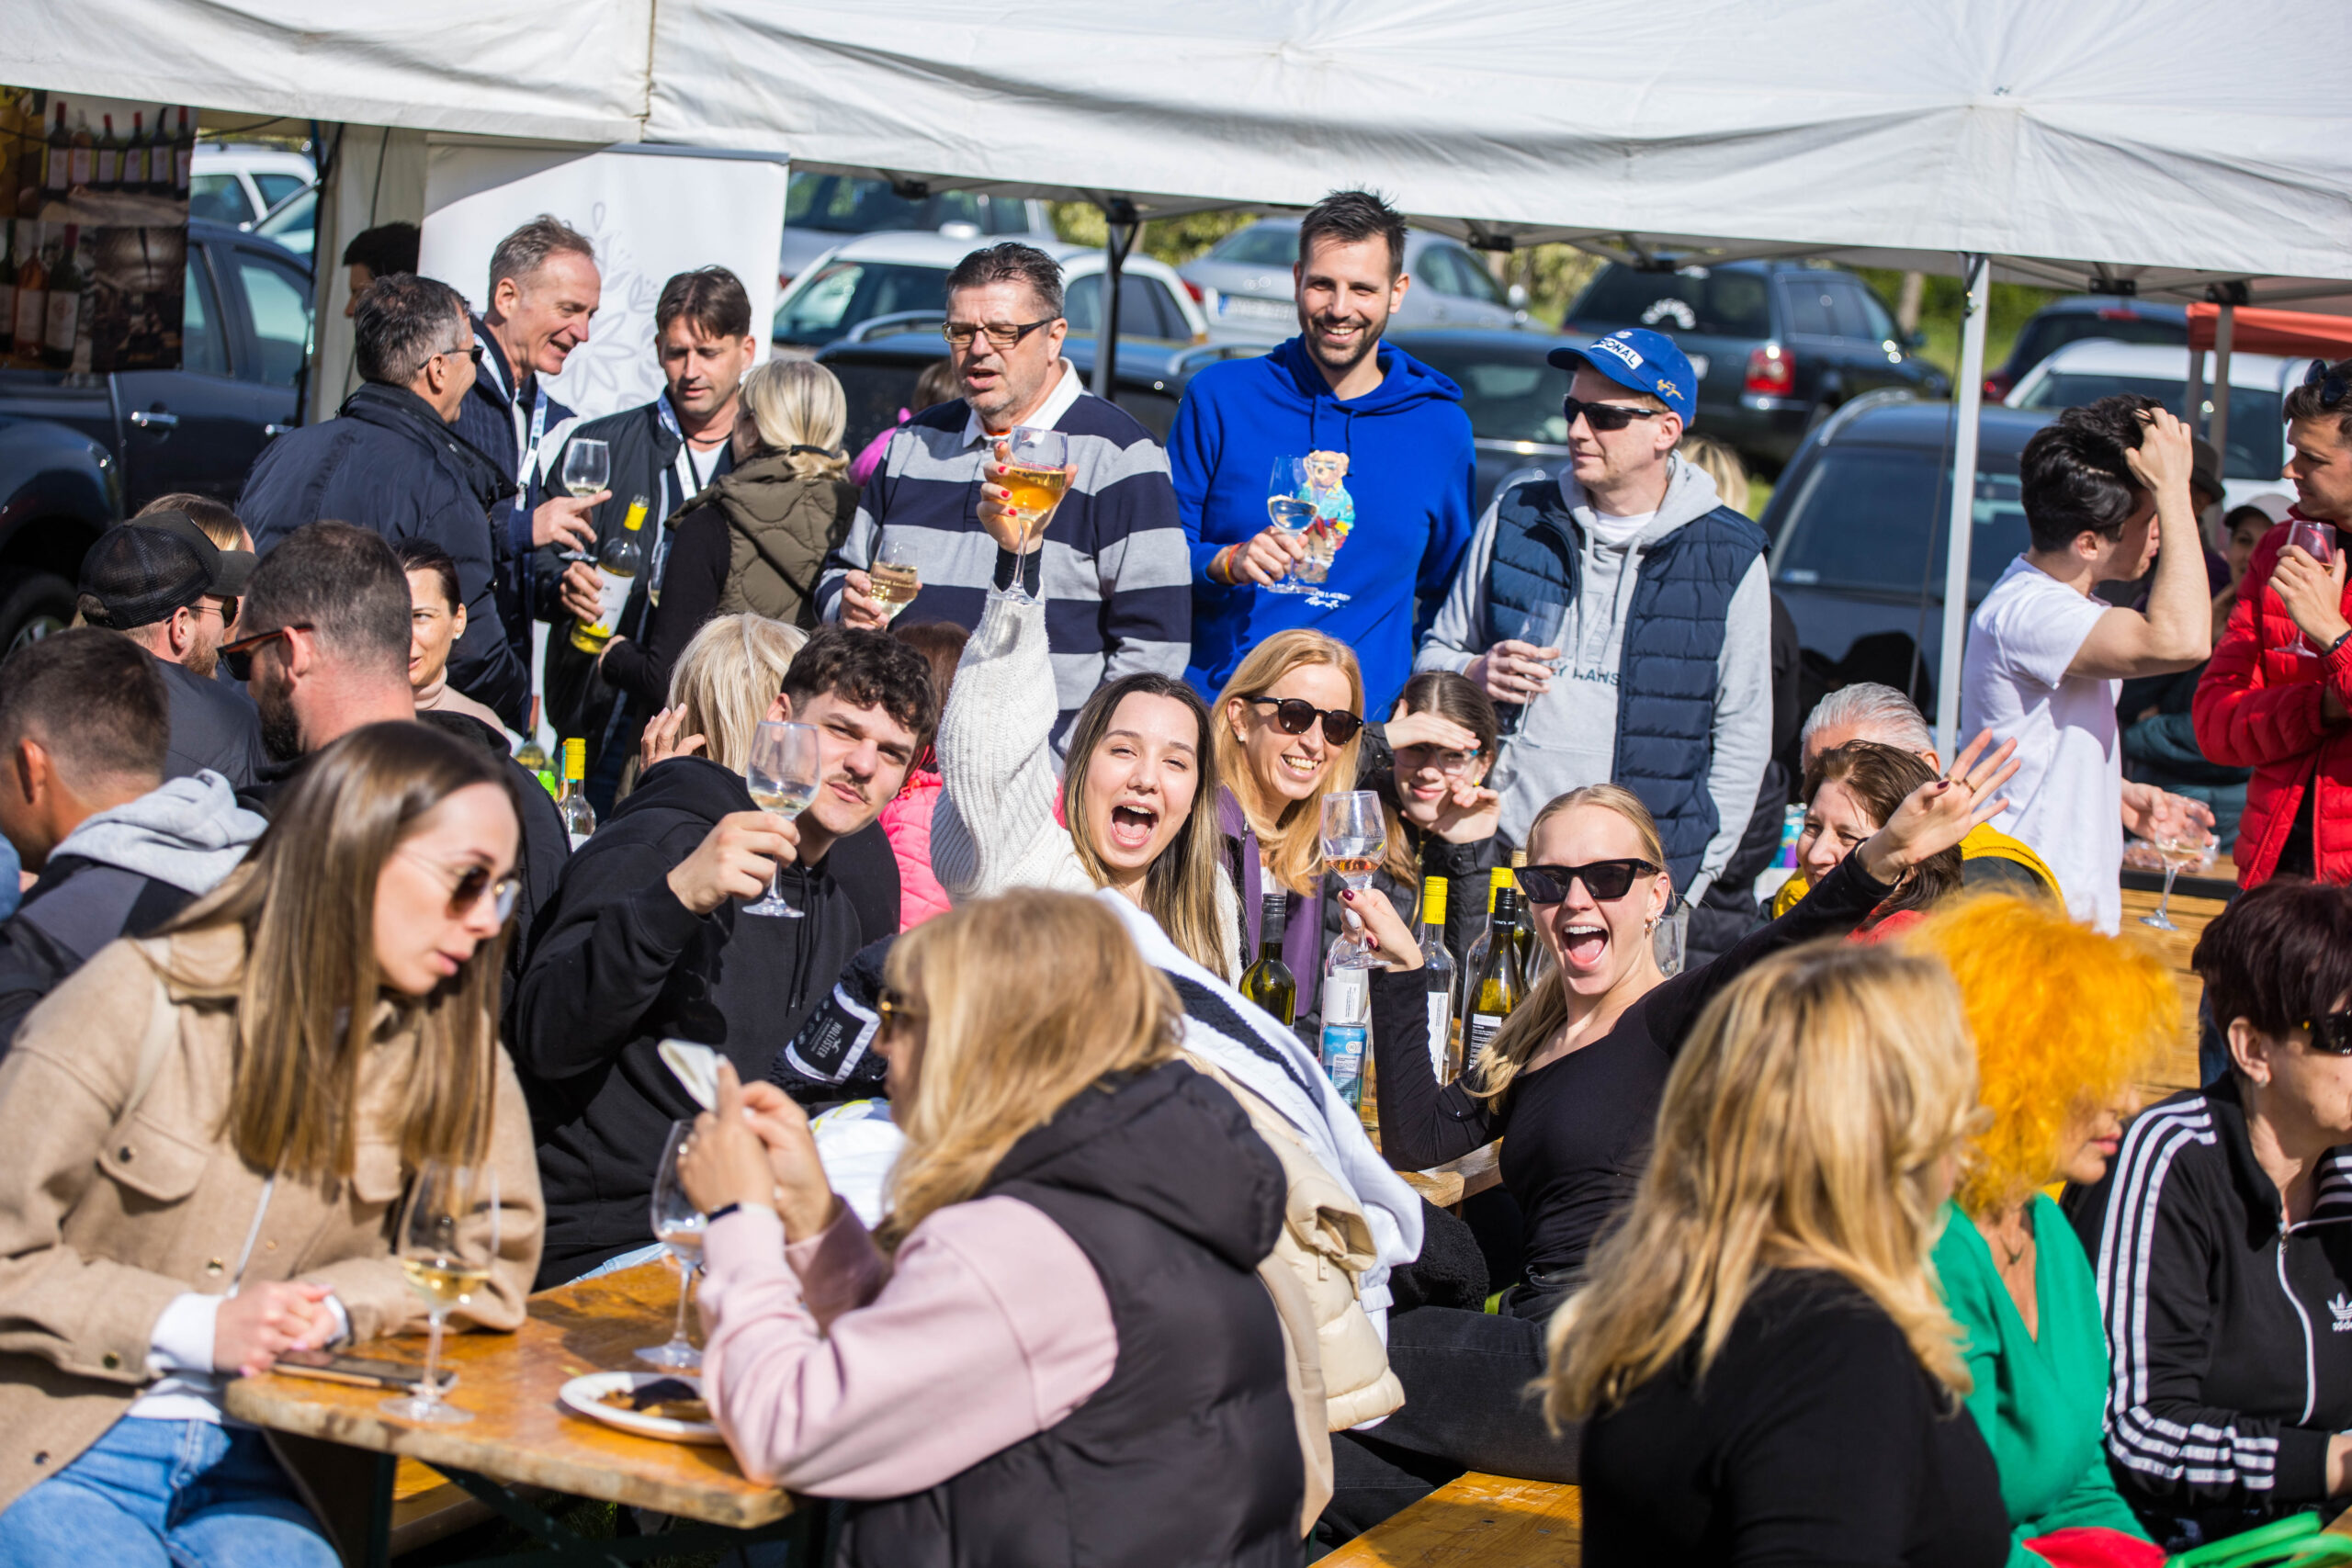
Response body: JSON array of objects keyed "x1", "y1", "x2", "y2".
[
  {"x1": 556, "y1": 737, "x2": 597, "y2": 849},
  {"x1": 1417, "y1": 874, "x2": 1462, "y2": 1082},
  {"x1": 570, "y1": 494, "x2": 649, "y2": 654},
  {"x1": 1510, "y1": 847, "x2": 1537, "y2": 973},
  {"x1": 1461, "y1": 865, "x2": 1525, "y2": 1071}
]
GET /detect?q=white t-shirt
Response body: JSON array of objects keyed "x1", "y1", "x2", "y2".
[{"x1": 1958, "y1": 556, "x2": 2122, "y2": 931}]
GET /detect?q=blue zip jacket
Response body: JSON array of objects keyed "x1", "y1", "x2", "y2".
[{"x1": 1169, "y1": 336, "x2": 1475, "y2": 711}]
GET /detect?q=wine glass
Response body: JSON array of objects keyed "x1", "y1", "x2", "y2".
[
  {"x1": 1651, "y1": 896, "x2": 1690, "y2": 977},
  {"x1": 638, "y1": 1121, "x2": 707, "y2": 1369},
  {"x1": 558, "y1": 440, "x2": 610, "y2": 564},
  {"x1": 1492, "y1": 595, "x2": 1570, "y2": 738},
  {"x1": 2285, "y1": 520, "x2": 2337, "y2": 658},
  {"x1": 1262, "y1": 455, "x2": 1314, "y2": 596},
  {"x1": 1321, "y1": 791, "x2": 1387, "y2": 970},
  {"x1": 869, "y1": 536, "x2": 922, "y2": 625},
  {"x1": 998, "y1": 426, "x2": 1070, "y2": 606},
  {"x1": 744, "y1": 721, "x2": 822, "y2": 918},
  {"x1": 380, "y1": 1160, "x2": 500, "y2": 1426},
  {"x1": 2139, "y1": 835, "x2": 2212, "y2": 931}
]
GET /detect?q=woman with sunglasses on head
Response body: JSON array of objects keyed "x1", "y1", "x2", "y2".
[
  {"x1": 2071, "y1": 876, "x2": 2352, "y2": 1553},
  {"x1": 1354, "y1": 671, "x2": 1504, "y2": 965},
  {"x1": 0, "y1": 722, "x2": 544, "y2": 1567},
  {"x1": 1794, "y1": 740, "x2": 1964, "y2": 943}
]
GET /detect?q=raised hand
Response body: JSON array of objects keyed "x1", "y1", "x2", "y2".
[
  {"x1": 666, "y1": 811, "x2": 797, "y2": 916},
  {"x1": 1858, "y1": 729, "x2": 2020, "y2": 885},
  {"x1": 1465, "y1": 640, "x2": 1562, "y2": 704},
  {"x1": 1340, "y1": 886, "x2": 1424, "y2": 971},
  {"x1": 638, "y1": 705, "x2": 707, "y2": 772}
]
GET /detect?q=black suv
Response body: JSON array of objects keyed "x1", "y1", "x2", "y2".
[
  {"x1": 0, "y1": 218, "x2": 310, "y2": 652},
  {"x1": 1564, "y1": 260, "x2": 1948, "y2": 471}
]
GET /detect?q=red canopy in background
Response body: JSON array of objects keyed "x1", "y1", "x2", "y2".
[{"x1": 2188, "y1": 302, "x2": 2352, "y2": 359}]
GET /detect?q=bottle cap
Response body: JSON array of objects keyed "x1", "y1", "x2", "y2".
[
  {"x1": 623, "y1": 496, "x2": 650, "y2": 532},
  {"x1": 1421, "y1": 875, "x2": 1447, "y2": 925},
  {"x1": 563, "y1": 737, "x2": 585, "y2": 779},
  {"x1": 1510, "y1": 848, "x2": 1529, "y2": 868},
  {"x1": 1261, "y1": 890, "x2": 1288, "y2": 941}
]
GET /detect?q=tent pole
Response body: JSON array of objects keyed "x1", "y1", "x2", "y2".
[
  {"x1": 2186, "y1": 346, "x2": 2205, "y2": 437},
  {"x1": 2209, "y1": 302, "x2": 2235, "y2": 472},
  {"x1": 1091, "y1": 204, "x2": 1139, "y2": 404},
  {"x1": 1935, "y1": 253, "x2": 1991, "y2": 761}
]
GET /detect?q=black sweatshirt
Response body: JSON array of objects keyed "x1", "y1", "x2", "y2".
[
  {"x1": 599, "y1": 504, "x2": 729, "y2": 714},
  {"x1": 1580, "y1": 1269, "x2": 2007, "y2": 1568},
  {"x1": 2068, "y1": 1076, "x2": 2352, "y2": 1547},
  {"x1": 511, "y1": 755, "x2": 876, "y2": 1285},
  {"x1": 1369, "y1": 852, "x2": 1893, "y2": 1301}
]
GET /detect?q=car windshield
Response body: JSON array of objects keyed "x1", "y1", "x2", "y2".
[
  {"x1": 1209, "y1": 227, "x2": 1300, "y2": 267},
  {"x1": 1772, "y1": 446, "x2": 2030, "y2": 600},
  {"x1": 775, "y1": 262, "x2": 950, "y2": 346},
  {"x1": 2015, "y1": 372, "x2": 2282, "y2": 479},
  {"x1": 1402, "y1": 342, "x2": 1572, "y2": 445},
  {"x1": 1572, "y1": 265, "x2": 1771, "y2": 337},
  {"x1": 254, "y1": 187, "x2": 315, "y2": 256},
  {"x1": 2009, "y1": 312, "x2": 2186, "y2": 374},
  {"x1": 787, "y1": 174, "x2": 1010, "y2": 235}
]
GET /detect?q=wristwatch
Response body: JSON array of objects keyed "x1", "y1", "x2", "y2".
[{"x1": 2329, "y1": 628, "x2": 2352, "y2": 656}]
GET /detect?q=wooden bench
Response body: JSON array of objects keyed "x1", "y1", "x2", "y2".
[
  {"x1": 388, "y1": 1458, "x2": 491, "y2": 1558},
  {"x1": 1314, "y1": 1472, "x2": 1581, "y2": 1566}
]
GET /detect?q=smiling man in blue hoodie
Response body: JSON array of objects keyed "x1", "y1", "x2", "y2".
[{"x1": 1170, "y1": 191, "x2": 1475, "y2": 711}]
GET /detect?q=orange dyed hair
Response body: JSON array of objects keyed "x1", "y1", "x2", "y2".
[{"x1": 1906, "y1": 895, "x2": 2176, "y2": 1216}]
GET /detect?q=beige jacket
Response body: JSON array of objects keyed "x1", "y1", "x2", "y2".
[{"x1": 0, "y1": 929, "x2": 544, "y2": 1518}]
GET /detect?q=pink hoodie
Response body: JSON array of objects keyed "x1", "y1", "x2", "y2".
[
  {"x1": 878, "y1": 770, "x2": 950, "y2": 930},
  {"x1": 697, "y1": 1199, "x2": 1116, "y2": 1496}
]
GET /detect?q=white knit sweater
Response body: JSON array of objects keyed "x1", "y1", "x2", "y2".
[{"x1": 933, "y1": 591, "x2": 1240, "y2": 977}]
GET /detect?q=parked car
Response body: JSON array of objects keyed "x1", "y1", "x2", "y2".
[
  {"x1": 253, "y1": 182, "x2": 318, "y2": 259},
  {"x1": 774, "y1": 232, "x2": 1208, "y2": 354},
  {"x1": 1380, "y1": 328, "x2": 1576, "y2": 513},
  {"x1": 817, "y1": 324, "x2": 1263, "y2": 455},
  {"x1": 1762, "y1": 391, "x2": 2054, "y2": 716},
  {"x1": 188, "y1": 142, "x2": 315, "y2": 231},
  {"x1": 781, "y1": 172, "x2": 1053, "y2": 288},
  {"x1": 2007, "y1": 338, "x2": 2292, "y2": 507},
  {"x1": 1564, "y1": 260, "x2": 1949, "y2": 473},
  {"x1": 1179, "y1": 218, "x2": 1528, "y2": 341},
  {"x1": 0, "y1": 220, "x2": 312, "y2": 652},
  {"x1": 1981, "y1": 297, "x2": 2188, "y2": 402}
]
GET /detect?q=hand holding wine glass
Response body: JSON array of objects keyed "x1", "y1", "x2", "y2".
[
  {"x1": 743, "y1": 721, "x2": 821, "y2": 918},
  {"x1": 1321, "y1": 790, "x2": 1388, "y2": 969},
  {"x1": 380, "y1": 1159, "x2": 501, "y2": 1426},
  {"x1": 866, "y1": 536, "x2": 922, "y2": 626},
  {"x1": 980, "y1": 428, "x2": 1072, "y2": 605},
  {"x1": 2274, "y1": 524, "x2": 2349, "y2": 655}
]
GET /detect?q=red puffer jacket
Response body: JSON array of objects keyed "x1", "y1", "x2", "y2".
[{"x1": 2191, "y1": 519, "x2": 2352, "y2": 886}]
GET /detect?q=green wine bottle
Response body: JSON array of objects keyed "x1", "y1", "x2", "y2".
[{"x1": 1238, "y1": 891, "x2": 1295, "y2": 1025}]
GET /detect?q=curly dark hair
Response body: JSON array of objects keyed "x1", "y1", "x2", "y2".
[
  {"x1": 781, "y1": 624, "x2": 939, "y2": 749},
  {"x1": 1298, "y1": 189, "x2": 1407, "y2": 278},
  {"x1": 2194, "y1": 877, "x2": 2352, "y2": 1054},
  {"x1": 2018, "y1": 391, "x2": 2165, "y2": 553}
]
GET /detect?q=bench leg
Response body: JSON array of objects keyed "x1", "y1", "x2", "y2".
[{"x1": 364, "y1": 1451, "x2": 397, "y2": 1568}]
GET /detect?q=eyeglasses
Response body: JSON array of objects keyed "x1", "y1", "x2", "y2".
[
  {"x1": 198, "y1": 596, "x2": 237, "y2": 625},
  {"x1": 1393, "y1": 742, "x2": 1480, "y2": 776},
  {"x1": 942, "y1": 317, "x2": 1057, "y2": 351},
  {"x1": 1517, "y1": 859, "x2": 1663, "y2": 905},
  {"x1": 1561, "y1": 396, "x2": 1667, "y2": 433},
  {"x1": 2301, "y1": 1010, "x2": 2352, "y2": 1055},
  {"x1": 876, "y1": 988, "x2": 926, "y2": 1034},
  {"x1": 398, "y1": 849, "x2": 520, "y2": 924},
  {"x1": 435, "y1": 342, "x2": 486, "y2": 366},
  {"x1": 1244, "y1": 695, "x2": 1365, "y2": 746},
  {"x1": 219, "y1": 622, "x2": 314, "y2": 682},
  {"x1": 2304, "y1": 358, "x2": 2351, "y2": 412}
]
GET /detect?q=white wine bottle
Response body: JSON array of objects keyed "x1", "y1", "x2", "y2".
[
  {"x1": 570, "y1": 494, "x2": 647, "y2": 654},
  {"x1": 1462, "y1": 867, "x2": 1526, "y2": 1071},
  {"x1": 1418, "y1": 875, "x2": 1460, "y2": 1083},
  {"x1": 1238, "y1": 892, "x2": 1296, "y2": 1025},
  {"x1": 556, "y1": 738, "x2": 596, "y2": 849}
]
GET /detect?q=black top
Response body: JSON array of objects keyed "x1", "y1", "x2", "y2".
[
  {"x1": 1580, "y1": 1269, "x2": 2007, "y2": 1568},
  {"x1": 600, "y1": 503, "x2": 729, "y2": 712},
  {"x1": 154, "y1": 655, "x2": 266, "y2": 790},
  {"x1": 1369, "y1": 852, "x2": 1892, "y2": 1295}
]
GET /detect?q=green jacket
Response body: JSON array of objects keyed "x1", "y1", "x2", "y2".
[{"x1": 1934, "y1": 1195, "x2": 2151, "y2": 1565}]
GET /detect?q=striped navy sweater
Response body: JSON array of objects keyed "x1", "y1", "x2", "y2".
[
  {"x1": 817, "y1": 367, "x2": 1190, "y2": 737},
  {"x1": 2070, "y1": 1077, "x2": 2352, "y2": 1546}
]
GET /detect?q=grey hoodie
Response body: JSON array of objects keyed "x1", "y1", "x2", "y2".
[
  {"x1": 49, "y1": 770, "x2": 266, "y2": 893},
  {"x1": 1416, "y1": 456, "x2": 1770, "y2": 905}
]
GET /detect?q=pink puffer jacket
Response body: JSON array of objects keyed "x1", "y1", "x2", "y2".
[{"x1": 880, "y1": 770, "x2": 950, "y2": 930}]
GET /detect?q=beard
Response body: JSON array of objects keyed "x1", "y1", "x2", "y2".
[
  {"x1": 183, "y1": 638, "x2": 219, "y2": 681},
  {"x1": 254, "y1": 668, "x2": 304, "y2": 762},
  {"x1": 1300, "y1": 305, "x2": 1388, "y2": 381}
]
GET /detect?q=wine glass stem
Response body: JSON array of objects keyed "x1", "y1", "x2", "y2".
[
  {"x1": 421, "y1": 1311, "x2": 447, "y2": 1406},
  {"x1": 673, "y1": 1258, "x2": 693, "y2": 1344},
  {"x1": 2158, "y1": 863, "x2": 2179, "y2": 923}
]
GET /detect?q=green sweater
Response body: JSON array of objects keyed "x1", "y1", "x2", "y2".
[{"x1": 1934, "y1": 1195, "x2": 2152, "y2": 1565}]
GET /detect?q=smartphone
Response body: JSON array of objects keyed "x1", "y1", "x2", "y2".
[{"x1": 274, "y1": 1349, "x2": 453, "y2": 1393}]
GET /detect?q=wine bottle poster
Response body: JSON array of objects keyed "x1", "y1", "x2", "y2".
[{"x1": 0, "y1": 85, "x2": 193, "y2": 375}]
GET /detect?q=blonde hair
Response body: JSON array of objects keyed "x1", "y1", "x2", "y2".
[
  {"x1": 1469, "y1": 785, "x2": 1667, "y2": 1105},
  {"x1": 666, "y1": 614, "x2": 807, "y2": 772},
  {"x1": 1906, "y1": 896, "x2": 2174, "y2": 1216},
  {"x1": 878, "y1": 891, "x2": 1182, "y2": 1248},
  {"x1": 1213, "y1": 629, "x2": 1365, "y2": 896},
  {"x1": 1545, "y1": 940, "x2": 1980, "y2": 1426},
  {"x1": 741, "y1": 358, "x2": 848, "y2": 480},
  {"x1": 1677, "y1": 434, "x2": 1751, "y2": 515}
]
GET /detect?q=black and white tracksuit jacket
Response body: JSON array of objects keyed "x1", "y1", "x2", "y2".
[{"x1": 2070, "y1": 1077, "x2": 2352, "y2": 1546}]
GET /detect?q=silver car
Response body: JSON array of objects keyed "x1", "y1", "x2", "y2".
[{"x1": 1179, "y1": 218, "x2": 1528, "y2": 341}]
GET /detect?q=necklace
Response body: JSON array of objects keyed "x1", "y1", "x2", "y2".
[{"x1": 1997, "y1": 1233, "x2": 2029, "y2": 1268}]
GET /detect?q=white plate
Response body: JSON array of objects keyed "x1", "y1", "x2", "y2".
[{"x1": 559, "y1": 1371, "x2": 725, "y2": 1446}]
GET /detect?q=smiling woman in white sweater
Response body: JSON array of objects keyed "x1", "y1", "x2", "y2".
[{"x1": 932, "y1": 586, "x2": 1241, "y2": 978}]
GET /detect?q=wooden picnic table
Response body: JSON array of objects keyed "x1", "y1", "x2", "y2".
[{"x1": 224, "y1": 1259, "x2": 810, "y2": 1565}]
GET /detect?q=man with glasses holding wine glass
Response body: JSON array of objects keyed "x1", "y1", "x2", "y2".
[
  {"x1": 1418, "y1": 328, "x2": 1771, "y2": 962},
  {"x1": 819, "y1": 242, "x2": 1189, "y2": 744}
]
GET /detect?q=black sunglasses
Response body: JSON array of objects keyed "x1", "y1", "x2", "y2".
[
  {"x1": 436, "y1": 341, "x2": 486, "y2": 366},
  {"x1": 2304, "y1": 358, "x2": 2351, "y2": 412},
  {"x1": 2302, "y1": 1010, "x2": 2352, "y2": 1055},
  {"x1": 1562, "y1": 396, "x2": 1667, "y2": 434},
  {"x1": 1244, "y1": 695, "x2": 1364, "y2": 746},
  {"x1": 220, "y1": 621, "x2": 314, "y2": 682},
  {"x1": 1518, "y1": 859, "x2": 1663, "y2": 905}
]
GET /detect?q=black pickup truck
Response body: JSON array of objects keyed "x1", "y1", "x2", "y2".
[{"x1": 0, "y1": 218, "x2": 312, "y2": 652}]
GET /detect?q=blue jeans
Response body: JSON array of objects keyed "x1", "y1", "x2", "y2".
[{"x1": 0, "y1": 1417, "x2": 336, "y2": 1568}]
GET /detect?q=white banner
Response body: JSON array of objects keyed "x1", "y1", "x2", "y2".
[{"x1": 417, "y1": 143, "x2": 786, "y2": 422}]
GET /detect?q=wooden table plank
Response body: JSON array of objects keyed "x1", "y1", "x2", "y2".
[
  {"x1": 224, "y1": 1261, "x2": 790, "y2": 1529},
  {"x1": 2118, "y1": 886, "x2": 2230, "y2": 1097},
  {"x1": 1315, "y1": 1472, "x2": 1582, "y2": 1566}
]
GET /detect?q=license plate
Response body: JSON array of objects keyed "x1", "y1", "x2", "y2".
[{"x1": 1219, "y1": 294, "x2": 1295, "y2": 323}]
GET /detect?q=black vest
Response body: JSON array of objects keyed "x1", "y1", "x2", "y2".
[{"x1": 838, "y1": 1061, "x2": 1300, "y2": 1567}]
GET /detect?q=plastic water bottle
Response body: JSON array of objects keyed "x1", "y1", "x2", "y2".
[{"x1": 1319, "y1": 961, "x2": 1369, "y2": 1111}]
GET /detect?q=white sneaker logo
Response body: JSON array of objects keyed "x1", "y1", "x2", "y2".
[{"x1": 2329, "y1": 1292, "x2": 2352, "y2": 1332}]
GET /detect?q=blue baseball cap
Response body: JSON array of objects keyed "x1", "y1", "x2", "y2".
[{"x1": 1549, "y1": 329, "x2": 1697, "y2": 424}]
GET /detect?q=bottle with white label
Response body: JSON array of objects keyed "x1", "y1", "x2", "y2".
[
  {"x1": 570, "y1": 494, "x2": 648, "y2": 654},
  {"x1": 1461, "y1": 866, "x2": 1525, "y2": 1072},
  {"x1": 1417, "y1": 874, "x2": 1460, "y2": 1084},
  {"x1": 1318, "y1": 960, "x2": 1369, "y2": 1113},
  {"x1": 41, "y1": 223, "x2": 79, "y2": 371}
]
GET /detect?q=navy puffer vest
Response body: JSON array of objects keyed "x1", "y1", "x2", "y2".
[
  {"x1": 1487, "y1": 476, "x2": 1767, "y2": 891},
  {"x1": 836, "y1": 1061, "x2": 1299, "y2": 1567}
]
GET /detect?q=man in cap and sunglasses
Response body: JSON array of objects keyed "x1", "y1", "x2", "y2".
[
  {"x1": 1419, "y1": 327, "x2": 1772, "y2": 962},
  {"x1": 75, "y1": 514, "x2": 266, "y2": 790},
  {"x1": 2196, "y1": 356, "x2": 2352, "y2": 891}
]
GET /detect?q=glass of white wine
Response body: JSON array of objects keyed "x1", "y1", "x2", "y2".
[
  {"x1": 381, "y1": 1159, "x2": 500, "y2": 1426},
  {"x1": 1320, "y1": 790, "x2": 1387, "y2": 970},
  {"x1": 638, "y1": 1120, "x2": 707, "y2": 1369},
  {"x1": 1263, "y1": 455, "x2": 1315, "y2": 596},
  {"x1": 558, "y1": 439, "x2": 610, "y2": 562},
  {"x1": 744, "y1": 720, "x2": 822, "y2": 918},
  {"x1": 998, "y1": 426, "x2": 1070, "y2": 607},
  {"x1": 867, "y1": 536, "x2": 922, "y2": 625},
  {"x1": 2140, "y1": 835, "x2": 2212, "y2": 931}
]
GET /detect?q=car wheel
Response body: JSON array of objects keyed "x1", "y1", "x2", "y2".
[{"x1": 0, "y1": 571, "x2": 75, "y2": 658}]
